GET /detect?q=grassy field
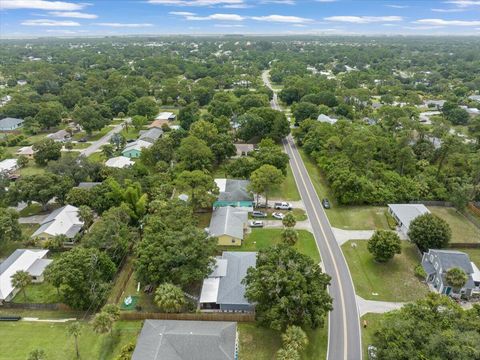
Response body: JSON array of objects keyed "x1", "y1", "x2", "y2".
[
  {"x1": 12, "y1": 282, "x2": 61, "y2": 304},
  {"x1": 429, "y1": 206, "x2": 480, "y2": 244},
  {"x1": 270, "y1": 164, "x2": 301, "y2": 201},
  {"x1": 342, "y1": 240, "x2": 429, "y2": 302},
  {"x1": 0, "y1": 320, "x2": 142, "y2": 360},
  {"x1": 18, "y1": 163, "x2": 46, "y2": 176},
  {"x1": 238, "y1": 322, "x2": 327, "y2": 360},
  {"x1": 361, "y1": 313, "x2": 384, "y2": 359},
  {"x1": 18, "y1": 203, "x2": 43, "y2": 217},
  {"x1": 299, "y1": 150, "x2": 390, "y2": 230},
  {"x1": 238, "y1": 229, "x2": 320, "y2": 263},
  {"x1": 88, "y1": 152, "x2": 106, "y2": 163}
]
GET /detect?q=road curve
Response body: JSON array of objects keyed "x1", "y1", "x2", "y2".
[{"x1": 263, "y1": 70, "x2": 362, "y2": 360}]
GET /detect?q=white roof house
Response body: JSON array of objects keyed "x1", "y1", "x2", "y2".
[
  {"x1": 105, "y1": 156, "x2": 134, "y2": 169},
  {"x1": 388, "y1": 204, "x2": 430, "y2": 236},
  {"x1": 0, "y1": 249, "x2": 52, "y2": 301},
  {"x1": 155, "y1": 112, "x2": 176, "y2": 121},
  {"x1": 317, "y1": 114, "x2": 338, "y2": 125},
  {"x1": 0, "y1": 159, "x2": 18, "y2": 174},
  {"x1": 468, "y1": 95, "x2": 480, "y2": 102},
  {"x1": 32, "y1": 205, "x2": 84, "y2": 240},
  {"x1": 16, "y1": 146, "x2": 35, "y2": 157}
]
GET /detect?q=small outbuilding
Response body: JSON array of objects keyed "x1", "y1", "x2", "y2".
[{"x1": 387, "y1": 203, "x2": 430, "y2": 236}]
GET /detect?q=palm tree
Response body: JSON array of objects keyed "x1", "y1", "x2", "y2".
[
  {"x1": 154, "y1": 283, "x2": 186, "y2": 313},
  {"x1": 282, "y1": 325, "x2": 309, "y2": 352},
  {"x1": 276, "y1": 347, "x2": 300, "y2": 360},
  {"x1": 446, "y1": 267, "x2": 468, "y2": 293},
  {"x1": 68, "y1": 322, "x2": 82, "y2": 359},
  {"x1": 78, "y1": 205, "x2": 94, "y2": 232},
  {"x1": 281, "y1": 228, "x2": 299, "y2": 246},
  {"x1": 282, "y1": 213, "x2": 297, "y2": 228},
  {"x1": 92, "y1": 311, "x2": 113, "y2": 335},
  {"x1": 11, "y1": 270, "x2": 31, "y2": 302},
  {"x1": 102, "y1": 304, "x2": 120, "y2": 321}
]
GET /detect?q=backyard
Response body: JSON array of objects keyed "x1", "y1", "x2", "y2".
[
  {"x1": 0, "y1": 320, "x2": 142, "y2": 360},
  {"x1": 342, "y1": 240, "x2": 429, "y2": 302},
  {"x1": 429, "y1": 206, "x2": 480, "y2": 244},
  {"x1": 269, "y1": 164, "x2": 301, "y2": 201},
  {"x1": 12, "y1": 282, "x2": 61, "y2": 304},
  {"x1": 238, "y1": 228, "x2": 320, "y2": 264},
  {"x1": 238, "y1": 322, "x2": 328, "y2": 360}
]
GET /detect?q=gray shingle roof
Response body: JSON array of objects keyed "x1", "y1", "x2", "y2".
[
  {"x1": 77, "y1": 182, "x2": 102, "y2": 189},
  {"x1": 388, "y1": 204, "x2": 430, "y2": 230},
  {"x1": 218, "y1": 179, "x2": 252, "y2": 202},
  {"x1": 139, "y1": 127, "x2": 163, "y2": 143},
  {"x1": 209, "y1": 206, "x2": 247, "y2": 240},
  {"x1": 217, "y1": 252, "x2": 256, "y2": 306},
  {"x1": 431, "y1": 250, "x2": 474, "y2": 274},
  {"x1": 132, "y1": 320, "x2": 237, "y2": 360},
  {"x1": 0, "y1": 117, "x2": 24, "y2": 129}
]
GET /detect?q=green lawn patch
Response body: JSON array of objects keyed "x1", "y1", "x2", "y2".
[
  {"x1": 0, "y1": 240, "x2": 24, "y2": 258},
  {"x1": 195, "y1": 212, "x2": 212, "y2": 229},
  {"x1": 341, "y1": 240, "x2": 428, "y2": 302},
  {"x1": 12, "y1": 282, "x2": 61, "y2": 304},
  {"x1": 88, "y1": 152, "x2": 106, "y2": 163},
  {"x1": 19, "y1": 203, "x2": 43, "y2": 217},
  {"x1": 116, "y1": 265, "x2": 157, "y2": 312},
  {"x1": 238, "y1": 322, "x2": 327, "y2": 360},
  {"x1": 270, "y1": 164, "x2": 301, "y2": 201},
  {"x1": 20, "y1": 223, "x2": 40, "y2": 238},
  {"x1": 361, "y1": 313, "x2": 384, "y2": 359},
  {"x1": 18, "y1": 164, "x2": 46, "y2": 176},
  {"x1": 429, "y1": 206, "x2": 480, "y2": 244},
  {"x1": 238, "y1": 229, "x2": 320, "y2": 263},
  {"x1": 0, "y1": 320, "x2": 142, "y2": 360},
  {"x1": 68, "y1": 142, "x2": 90, "y2": 150},
  {"x1": 300, "y1": 150, "x2": 389, "y2": 230}
]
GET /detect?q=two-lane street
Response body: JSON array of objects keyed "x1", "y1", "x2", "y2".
[{"x1": 263, "y1": 70, "x2": 362, "y2": 360}]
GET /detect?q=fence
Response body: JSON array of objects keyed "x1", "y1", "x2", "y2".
[
  {"x1": 469, "y1": 203, "x2": 480, "y2": 217},
  {"x1": 448, "y1": 243, "x2": 480, "y2": 249},
  {"x1": 0, "y1": 302, "x2": 71, "y2": 311},
  {"x1": 120, "y1": 311, "x2": 255, "y2": 322},
  {"x1": 409, "y1": 200, "x2": 453, "y2": 207}
]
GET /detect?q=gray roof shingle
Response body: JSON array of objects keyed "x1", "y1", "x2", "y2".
[
  {"x1": 209, "y1": 206, "x2": 247, "y2": 240},
  {"x1": 0, "y1": 117, "x2": 24, "y2": 129},
  {"x1": 132, "y1": 320, "x2": 237, "y2": 360},
  {"x1": 218, "y1": 180, "x2": 252, "y2": 202},
  {"x1": 217, "y1": 252, "x2": 256, "y2": 306}
]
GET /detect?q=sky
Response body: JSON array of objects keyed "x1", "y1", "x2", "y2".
[{"x1": 1, "y1": 0, "x2": 480, "y2": 38}]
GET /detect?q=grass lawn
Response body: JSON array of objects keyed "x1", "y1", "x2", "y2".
[
  {"x1": 18, "y1": 163, "x2": 46, "y2": 176},
  {"x1": 195, "y1": 212, "x2": 212, "y2": 229},
  {"x1": 0, "y1": 320, "x2": 142, "y2": 360},
  {"x1": 342, "y1": 240, "x2": 428, "y2": 302},
  {"x1": 20, "y1": 223, "x2": 40, "y2": 238},
  {"x1": 18, "y1": 203, "x2": 44, "y2": 217},
  {"x1": 300, "y1": 150, "x2": 390, "y2": 230},
  {"x1": 270, "y1": 164, "x2": 301, "y2": 201},
  {"x1": 12, "y1": 282, "x2": 61, "y2": 304},
  {"x1": 0, "y1": 240, "x2": 24, "y2": 258},
  {"x1": 238, "y1": 322, "x2": 327, "y2": 360},
  {"x1": 361, "y1": 313, "x2": 384, "y2": 359},
  {"x1": 67, "y1": 142, "x2": 91, "y2": 150},
  {"x1": 88, "y1": 152, "x2": 106, "y2": 163},
  {"x1": 238, "y1": 229, "x2": 320, "y2": 263},
  {"x1": 429, "y1": 206, "x2": 480, "y2": 244},
  {"x1": 116, "y1": 264, "x2": 157, "y2": 312}
]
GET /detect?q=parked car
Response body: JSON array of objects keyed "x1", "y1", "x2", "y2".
[
  {"x1": 255, "y1": 202, "x2": 270, "y2": 209},
  {"x1": 274, "y1": 202, "x2": 292, "y2": 210},
  {"x1": 126, "y1": 139, "x2": 135, "y2": 143},
  {"x1": 249, "y1": 220, "x2": 264, "y2": 228},
  {"x1": 252, "y1": 211, "x2": 267, "y2": 218},
  {"x1": 78, "y1": 137, "x2": 87, "y2": 143},
  {"x1": 272, "y1": 212, "x2": 285, "y2": 220},
  {"x1": 322, "y1": 198, "x2": 331, "y2": 209}
]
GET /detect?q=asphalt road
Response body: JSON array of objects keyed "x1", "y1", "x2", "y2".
[
  {"x1": 79, "y1": 118, "x2": 131, "y2": 157},
  {"x1": 263, "y1": 70, "x2": 362, "y2": 360}
]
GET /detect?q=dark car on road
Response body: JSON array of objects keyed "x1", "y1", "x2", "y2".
[{"x1": 322, "y1": 198, "x2": 331, "y2": 209}]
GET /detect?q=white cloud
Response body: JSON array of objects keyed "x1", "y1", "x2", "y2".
[
  {"x1": 315, "y1": 0, "x2": 338, "y2": 2},
  {"x1": 431, "y1": 7, "x2": 466, "y2": 12},
  {"x1": 186, "y1": 13, "x2": 244, "y2": 21},
  {"x1": 147, "y1": 0, "x2": 245, "y2": 6},
  {"x1": 169, "y1": 11, "x2": 196, "y2": 15},
  {"x1": 251, "y1": 14, "x2": 313, "y2": 23},
  {"x1": 96, "y1": 22, "x2": 154, "y2": 27},
  {"x1": 0, "y1": 0, "x2": 86, "y2": 11},
  {"x1": 261, "y1": 0, "x2": 296, "y2": 4},
  {"x1": 403, "y1": 25, "x2": 445, "y2": 30},
  {"x1": 214, "y1": 23, "x2": 244, "y2": 27},
  {"x1": 21, "y1": 18, "x2": 80, "y2": 26},
  {"x1": 415, "y1": 18, "x2": 480, "y2": 26},
  {"x1": 325, "y1": 16, "x2": 403, "y2": 23},
  {"x1": 48, "y1": 11, "x2": 97, "y2": 18},
  {"x1": 445, "y1": 0, "x2": 480, "y2": 6},
  {"x1": 386, "y1": 4, "x2": 409, "y2": 8}
]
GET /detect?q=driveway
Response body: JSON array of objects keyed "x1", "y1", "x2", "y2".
[
  {"x1": 356, "y1": 295, "x2": 405, "y2": 316},
  {"x1": 79, "y1": 118, "x2": 131, "y2": 157}
]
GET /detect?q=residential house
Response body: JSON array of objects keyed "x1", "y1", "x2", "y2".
[
  {"x1": 422, "y1": 249, "x2": 477, "y2": 298},
  {"x1": 76, "y1": 182, "x2": 102, "y2": 189},
  {"x1": 208, "y1": 206, "x2": 248, "y2": 246},
  {"x1": 468, "y1": 95, "x2": 480, "y2": 103},
  {"x1": 234, "y1": 143, "x2": 254, "y2": 157},
  {"x1": 0, "y1": 159, "x2": 18, "y2": 175},
  {"x1": 388, "y1": 204, "x2": 430, "y2": 236},
  {"x1": 199, "y1": 251, "x2": 256, "y2": 312},
  {"x1": 0, "y1": 249, "x2": 52, "y2": 302},
  {"x1": 105, "y1": 156, "x2": 134, "y2": 169},
  {"x1": 121, "y1": 140, "x2": 152, "y2": 158},
  {"x1": 16, "y1": 146, "x2": 35, "y2": 159},
  {"x1": 46, "y1": 129, "x2": 71, "y2": 142},
  {"x1": 213, "y1": 179, "x2": 253, "y2": 209},
  {"x1": 0, "y1": 117, "x2": 24, "y2": 131},
  {"x1": 132, "y1": 320, "x2": 238, "y2": 360},
  {"x1": 17, "y1": 80, "x2": 27, "y2": 86},
  {"x1": 138, "y1": 127, "x2": 163, "y2": 144},
  {"x1": 31, "y1": 205, "x2": 84, "y2": 242},
  {"x1": 423, "y1": 100, "x2": 446, "y2": 109},
  {"x1": 460, "y1": 105, "x2": 480, "y2": 116},
  {"x1": 419, "y1": 111, "x2": 441, "y2": 124},
  {"x1": 155, "y1": 112, "x2": 176, "y2": 121},
  {"x1": 317, "y1": 114, "x2": 338, "y2": 125}
]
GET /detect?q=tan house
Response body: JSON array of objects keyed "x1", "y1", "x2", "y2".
[
  {"x1": 234, "y1": 143, "x2": 254, "y2": 157},
  {"x1": 16, "y1": 146, "x2": 35, "y2": 159},
  {"x1": 208, "y1": 206, "x2": 248, "y2": 246}
]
